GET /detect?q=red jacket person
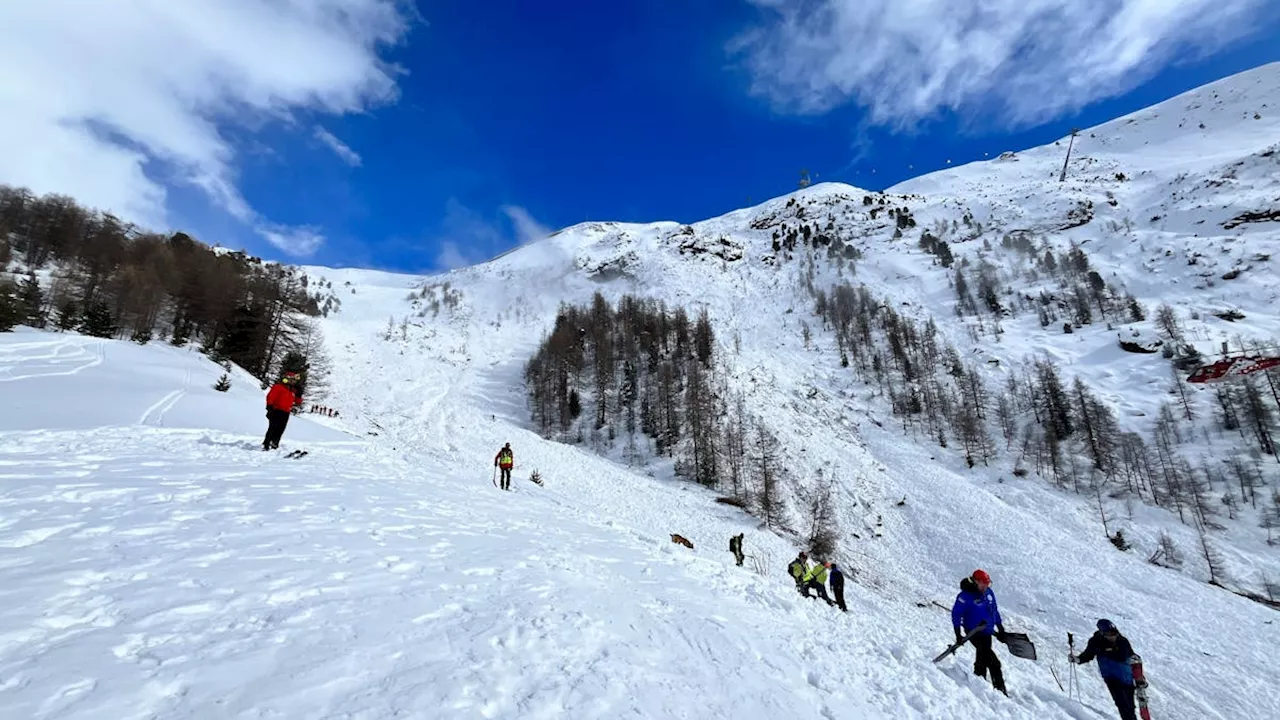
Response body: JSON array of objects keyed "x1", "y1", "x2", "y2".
[{"x1": 263, "y1": 371, "x2": 299, "y2": 450}]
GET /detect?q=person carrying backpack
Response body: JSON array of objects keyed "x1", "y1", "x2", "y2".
[
  {"x1": 1070, "y1": 619, "x2": 1142, "y2": 720},
  {"x1": 494, "y1": 443, "x2": 514, "y2": 490},
  {"x1": 950, "y1": 569, "x2": 1008, "y2": 695}
]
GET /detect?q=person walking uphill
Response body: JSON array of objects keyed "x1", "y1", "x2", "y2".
[
  {"x1": 951, "y1": 569, "x2": 1008, "y2": 695},
  {"x1": 729, "y1": 533, "x2": 745, "y2": 567},
  {"x1": 494, "y1": 443, "x2": 514, "y2": 491},
  {"x1": 263, "y1": 371, "x2": 300, "y2": 451},
  {"x1": 1071, "y1": 619, "x2": 1142, "y2": 720}
]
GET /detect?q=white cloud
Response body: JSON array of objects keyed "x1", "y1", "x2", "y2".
[
  {"x1": 0, "y1": 0, "x2": 410, "y2": 254},
  {"x1": 314, "y1": 126, "x2": 362, "y2": 166},
  {"x1": 259, "y1": 225, "x2": 326, "y2": 257},
  {"x1": 429, "y1": 200, "x2": 549, "y2": 271},
  {"x1": 733, "y1": 0, "x2": 1272, "y2": 128}
]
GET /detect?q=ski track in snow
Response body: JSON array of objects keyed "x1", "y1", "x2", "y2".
[
  {"x1": 138, "y1": 369, "x2": 190, "y2": 427},
  {"x1": 0, "y1": 337, "x2": 104, "y2": 382}
]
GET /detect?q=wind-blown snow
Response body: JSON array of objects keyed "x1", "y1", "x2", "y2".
[{"x1": 4, "y1": 63, "x2": 1280, "y2": 719}]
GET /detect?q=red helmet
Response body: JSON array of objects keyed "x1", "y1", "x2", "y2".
[{"x1": 972, "y1": 569, "x2": 991, "y2": 585}]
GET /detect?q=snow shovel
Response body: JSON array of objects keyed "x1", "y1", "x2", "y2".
[
  {"x1": 999, "y1": 632, "x2": 1037, "y2": 661},
  {"x1": 933, "y1": 623, "x2": 986, "y2": 663}
]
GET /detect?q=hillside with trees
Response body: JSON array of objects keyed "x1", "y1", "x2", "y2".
[
  {"x1": 523, "y1": 292, "x2": 839, "y2": 556},
  {"x1": 0, "y1": 183, "x2": 336, "y2": 395}
]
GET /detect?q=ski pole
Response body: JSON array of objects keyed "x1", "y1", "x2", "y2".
[{"x1": 1067, "y1": 632, "x2": 1078, "y2": 701}]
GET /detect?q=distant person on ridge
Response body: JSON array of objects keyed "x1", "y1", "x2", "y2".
[
  {"x1": 1070, "y1": 619, "x2": 1142, "y2": 720},
  {"x1": 951, "y1": 568, "x2": 1008, "y2": 695},
  {"x1": 263, "y1": 371, "x2": 299, "y2": 451},
  {"x1": 729, "y1": 533, "x2": 745, "y2": 566},
  {"x1": 494, "y1": 442, "x2": 514, "y2": 490}
]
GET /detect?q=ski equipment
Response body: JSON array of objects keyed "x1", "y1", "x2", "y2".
[
  {"x1": 1048, "y1": 659, "x2": 1065, "y2": 692},
  {"x1": 933, "y1": 622, "x2": 986, "y2": 663},
  {"x1": 1131, "y1": 655, "x2": 1152, "y2": 720},
  {"x1": 1187, "y1": 354, "x2": 1280, "y2": 383},
  {"x1": 1067, "y1": 632, "x2": 1080, "y2": 702}
]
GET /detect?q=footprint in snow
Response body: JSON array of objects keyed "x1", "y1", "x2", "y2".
[{"x1": 806, "y1": 670, "x2": 826, "y2": 690}]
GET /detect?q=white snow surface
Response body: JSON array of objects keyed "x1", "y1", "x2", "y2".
[{"x1": 4, "y1": 64, "x2": 1280, "y2": 719}]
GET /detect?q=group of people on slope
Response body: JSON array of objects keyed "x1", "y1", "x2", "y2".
[
  {"x1": 263, "y1": 369, "x2": 1146, "y2": 720},
  {"x1": 950, "y1": 568, "x2": 1145, "y2": 720},
  {"x1": 787, "y1": 551, "x2": 848, "y2": 612},
  {"x1": 307, "y1": 404, "x2": 340, "y2": 418}
]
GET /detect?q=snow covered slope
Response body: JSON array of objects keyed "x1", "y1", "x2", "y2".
[
  {"x1": 891, "y1": 60, "x2": 1280, "y2": 317},
  {"x1": 2, "y1": 329, "x2": 1106, "y2": 720},
  {"x1": 0, "y1": 329, "x2": 352, "y2": 440},
  {"x1": 0, "y1": 330, "x2": 889, "y2": 719},
  {"x1": 298, "y1": 63, "x2": 1280, "y2": 719}
]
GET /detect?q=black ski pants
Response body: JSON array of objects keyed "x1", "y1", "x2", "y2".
[
  {"x1": 1104, "y1": 679, "x2": 1137, "y2": 720},
  {"x1": 498, "y1": 466, "x2": 512, "y2": 490},
  {"x1": 970, "y1": 634, "x2": 1006, "y2": 694},
  {"x1": 264, "y1": 408, "x2": 290, "y2": 449}
]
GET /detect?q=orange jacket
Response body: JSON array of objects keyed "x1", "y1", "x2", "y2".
[{"x1": 266, "y1": 383, "x2": 297, "y2": 412}]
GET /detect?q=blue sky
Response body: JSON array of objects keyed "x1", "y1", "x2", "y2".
[{"x1": 4, "y1": 1, "x2": 1280, "y2": 273}]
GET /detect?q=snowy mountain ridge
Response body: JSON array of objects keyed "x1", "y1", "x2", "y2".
[{"x1": 2, "y1": 63, "x2": 1279, "y2": 719}]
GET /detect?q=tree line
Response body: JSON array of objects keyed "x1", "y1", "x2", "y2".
[
  {"x1": 757, "y1": 191, "x2": 1276, "y2": 595},
  {"x1": 524, "y1": 292, "x2": 839, "y2": 556},
  {"x1": 812, "y1": 275, "x2": 1280, "y2": 590},
  {"x1": 0, "y1": 183, "x2": 336, "y2": 394}
]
